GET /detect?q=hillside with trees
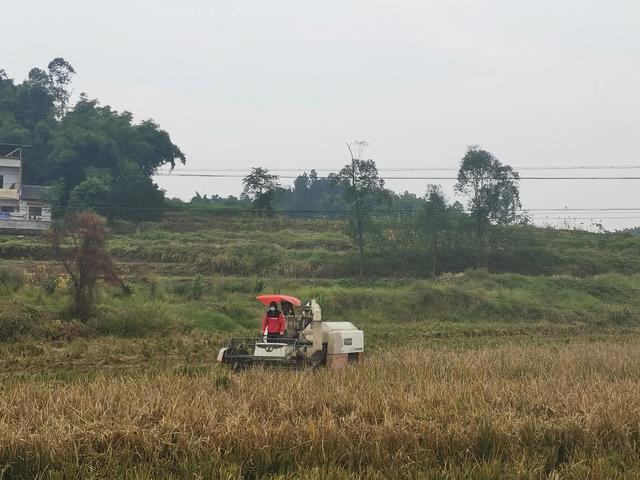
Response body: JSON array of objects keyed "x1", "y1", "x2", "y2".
[
  {"x1": 0, "y1": 59, "x2": 185, "y2": 220},
  {"x1": 2, "y1": 61, "x2": 639, "y2": 280}
]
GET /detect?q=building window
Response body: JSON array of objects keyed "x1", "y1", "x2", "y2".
[
  {"x1": 0, "y1": 175, "x2": 3, "y2": 189},
  {"x1": 29, "y1": 206, "x2": 43, "y2": 219},
  {"x1": 0, "y1": 206, "x2": 15, "y2": 213}
]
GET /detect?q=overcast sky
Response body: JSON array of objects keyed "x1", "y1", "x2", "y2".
[{"x1": 3, "y1": 0, "x2": 640, "y2": 229}]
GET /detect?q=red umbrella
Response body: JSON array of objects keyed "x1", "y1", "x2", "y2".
[{"x1": 256, "y1": 294, "x2": 302, "y2": 307}]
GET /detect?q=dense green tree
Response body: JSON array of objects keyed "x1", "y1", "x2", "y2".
[
  {"x1": 276, "y1": 169, "x2": 346, "y2": 216},
  {"x1": 68, "y1": 173, "x2": 112, "y2": 212},
  {"x1": 330, "y1": 142, "x2": 388, "y2": 276},
  {"x1": 0, "y1": 112, "x2": 31, "y2": 144},
  {"x1": 242, "y1": 167, "x2": 281, "y2": 216},
  {"x1": 33, "y1": 97, "x2": 184, "y2": 212},
  {"x1": 455, "y1": 146, "x2": 521, "y2": 268},
  {"x1": 46, "y1": 58, "x2": 76, "y2": 117},
  {"x1": 109, "y1": 172, "x2": 166, "y2": 223},
  {"x1": 387, "y1": 190, "x2": 424, "y2": 213},
  {"x1": 0, "y1": 61, "x2": 185, "y2": 221},
  {"x1": 420, "y1": 185, "x2": 450, "y2": 277},
  {"x1": 190, "y1": 193, "x2": 249, "y2": 208},
  {"x1": 27, "y1": 67, "x2": 49, "y2": 84}
]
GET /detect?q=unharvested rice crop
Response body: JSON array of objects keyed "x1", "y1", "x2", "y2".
[{"x1": 1, "y1": 341, "x2": 640, "y2": 478}]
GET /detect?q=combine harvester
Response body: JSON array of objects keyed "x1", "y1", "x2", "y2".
[{"x1": 217, "y1": 294, "x2": 364, "y2": 369}]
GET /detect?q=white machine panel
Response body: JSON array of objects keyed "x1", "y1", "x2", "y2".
[
  {"x1": 254, "y1": 342, "x2": 295, "y2": 358},
  {"x1": 328, "y1": 330, "x2": 364, "y2": 354}
]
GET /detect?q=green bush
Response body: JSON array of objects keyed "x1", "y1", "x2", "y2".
[
  {"x1": 223, "y1": 278, "x2": 255, "y2": 294},
  {"x1": 33, "y1": 320, "x2": 90, "y2": 341},
  {"x1": 109, "y1": 219, "x2": 137, "y2": 235},
  {"x1": 0, "y1": 300, "x2": 40, "y2": 340},
  {"x1": 601, "y1": 304, "x2": 636, "y2": 326},
  {"x1": 172, "y1": 276, "x2": 206, "y2": 299},
  {"x1": 119, "y1": 281, "x2": 136, "y2": 297},
  {"x1": 254, "y1": 279, "x2": 265, "y2": 294},
  {"x1": 0, "y1": 265, "x2": 26, "y2": 293},
  {"x1": 95, "y1": 302, "x2": 176, "y2": 337},
  {"x1": 191, "y1": 274, "x2": 204, "y2": 299},
  {"x1": 42, "y1": 276, "x2": 59, "y2": 295}
]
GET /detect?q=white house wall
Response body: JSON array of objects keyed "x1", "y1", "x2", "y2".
[
  {"x1": 24, "y1": 201, "x2": 52, "y2": 221},
  {"x1": 0, "y1": 199, "x2": 19, "y2": 209},
  {"x1": 0, "y1": 218, "x2": 49, "y2": 231},
  {"x1": 41, "y1": 207, "x2": 52, "y2": 221},
  {"x1": 0, "y1": 155, "x2": 51, "y2": 232},
  {"x1": 0, "y1": 166, "x2": 20, "y2": 189},
  {"x1": 0, "y1": 158, "x2": 20, "y2": 168}
]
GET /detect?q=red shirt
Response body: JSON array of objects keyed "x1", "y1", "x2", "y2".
[{"x1": 262, "y1": 312, "x2": 286, "y2": 334}]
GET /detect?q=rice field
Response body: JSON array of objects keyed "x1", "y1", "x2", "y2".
[{"x1": 2, "y1": 340, "x2": 640, "y2": 479}]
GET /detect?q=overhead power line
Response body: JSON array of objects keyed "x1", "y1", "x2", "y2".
[
  {"x1": 37, "y1": 164, "x2": 640, "y2": 175},
  {"x1": 56, "y1": 204, "x2": 640, "y2": 216},
  {"x1": 156, "y1": 164, "x2": 640, "y2": 173},
  {"x1": 43, "y1": 166, "x2": 640, "y2": 180},
  {"x1": 154, "y1": 172, "x2": 640, "y2": 180}
]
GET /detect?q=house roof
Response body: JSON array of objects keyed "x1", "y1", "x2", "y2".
[
  {"x1": 0, "y1": 144, "x2": 26, "y2": 159},
  {"x1": 21, "y1": 185, "x2": 48, "y2": 201}
]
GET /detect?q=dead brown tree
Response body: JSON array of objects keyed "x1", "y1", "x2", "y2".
[{"x1": 48, "y1": 211, "x2": 120, "y2": 321}]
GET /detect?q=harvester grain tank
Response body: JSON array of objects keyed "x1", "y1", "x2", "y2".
[{"x1": 217, "y1": 294, "x2": 364, "y2": 369}]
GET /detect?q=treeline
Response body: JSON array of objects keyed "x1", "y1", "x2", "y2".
[
  {"x1": 4, "y1": 61, "x2": 633, "y2": 278},
  {"x1": 184, "y1": 169, "x2": 428, "y2": 215},
  {"x1": 0, "y1": 59, "x2": 184, "y2": 221},
  {"x1": 180, "y1": 143, "x2": 522, "y2": 274}
]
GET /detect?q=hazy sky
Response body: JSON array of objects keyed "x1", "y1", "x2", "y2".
[{"x1": 3, "y1": 0, "x2": 640, "y2": 229}]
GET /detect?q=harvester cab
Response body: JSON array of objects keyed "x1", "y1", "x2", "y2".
[{"x1": 217, "y1": 294, "x2": 364, "y2": 369}]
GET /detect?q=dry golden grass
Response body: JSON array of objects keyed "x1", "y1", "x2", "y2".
[{"x1": 2, "y1": 341, "x2": 640, "y2": 478}]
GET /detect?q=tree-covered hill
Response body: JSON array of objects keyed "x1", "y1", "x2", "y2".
[{"x1": 0, "y1": 59, "x2": 184, "y2": 220}]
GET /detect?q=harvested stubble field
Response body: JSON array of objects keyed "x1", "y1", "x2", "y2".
[{"x1": 2, "y1": 341, "x2": 640, "y2": 479}]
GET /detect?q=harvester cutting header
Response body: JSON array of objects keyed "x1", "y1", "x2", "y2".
[{"x1": 217, "y1": 294, "x2": 364, "y2": 369}]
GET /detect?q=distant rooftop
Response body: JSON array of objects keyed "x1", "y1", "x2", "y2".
[
  {"x1": 0, "y1": 143, "x2": 28, "y2": 159},
  {"x1": 21, "y1": 185, "x2": 48, "y2": 201}
]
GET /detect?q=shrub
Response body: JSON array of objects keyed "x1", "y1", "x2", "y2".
[
  {"x1": 0, "y1": 300, "x2": 40, "y2": 340},
  {"x1": 95, "y1": 302, "x2": 175, "y2": 337},
  {"x1": 602, "y1": 304, "x2": 636, "y2": 326},
  {"x1": 191, "y1": 274, "x2": 204, "y2": 299},
  {"x1": 254, "y1": 279, "x2": 265, "y2": 294},
  {"x1": 147, "y1": 277, "x2": 161, "y2": 299},
  {"x1": 109, "y1": 219, "x2": 137, "y2": 235},
  {"x1": 33, "y1": 320, "x2": 90, "y2": 341},
  {"x1": 0, "y1": 265, "x2": 26, "y2": 293},
  {"x1": 42, "y1": 275, "x2": 59, "y2": 295},
  {"x1": 119, "y1": 281, "x2": 136, "y2": 297},
  {"x1": 223, "y1": 278, "x2": 255, "y2": 294}
]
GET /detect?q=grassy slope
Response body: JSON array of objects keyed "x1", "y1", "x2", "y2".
[
  {"x1": 1, "y1": 215, "x2": 640, "y2": 277},
  {"x1": 3, "y1": 269, "x2": 640, "y2": 361}
]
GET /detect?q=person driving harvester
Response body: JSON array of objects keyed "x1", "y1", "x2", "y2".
[{"x1": 262, "y1": 301, "x2": 285, "y2": 340}]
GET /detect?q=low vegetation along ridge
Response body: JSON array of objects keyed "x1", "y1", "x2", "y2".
[{"x1": 1, "y1": 216, "x2": 640, "y2": 278}]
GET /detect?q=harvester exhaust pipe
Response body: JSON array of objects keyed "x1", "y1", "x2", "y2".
[{"x1": 310, "y1": 299, "x2": 322, "y2": 354}]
